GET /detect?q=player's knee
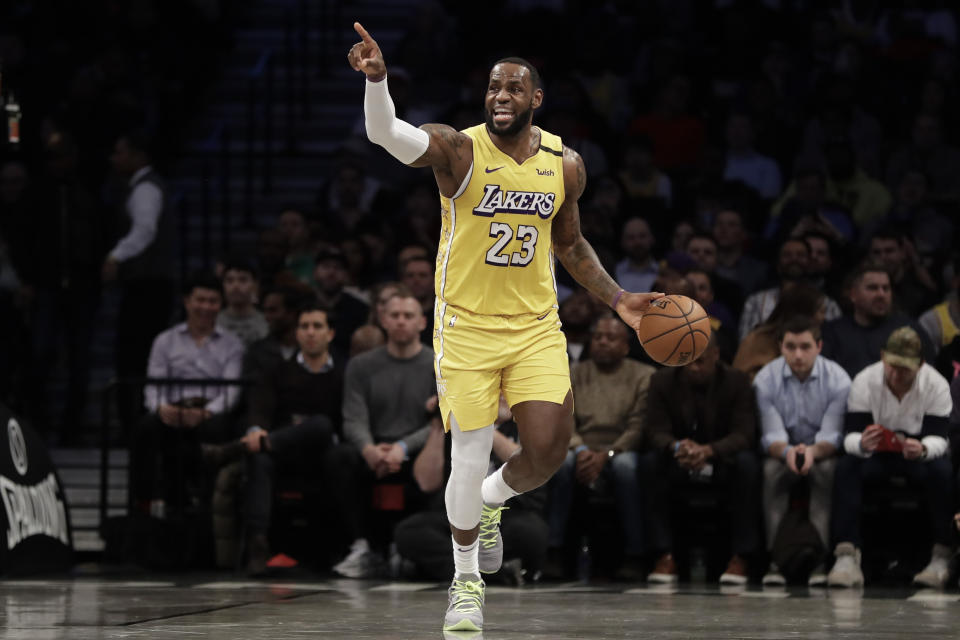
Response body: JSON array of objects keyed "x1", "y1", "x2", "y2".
[{"x1": 528, "y1": 442, "x2": 568, "y2": 482}]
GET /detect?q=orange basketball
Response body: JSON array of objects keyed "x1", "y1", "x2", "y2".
[{"x1": 636, "y1": 294, "x2": 712, "y2": 367}]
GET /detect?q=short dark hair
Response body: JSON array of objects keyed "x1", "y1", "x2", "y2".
[
  {"x1": 401, "y1": 254, "x2": 434, "y2": 273},
  {"x1": 686, "y1": 267, "x2": 715, "y2": 292},
  {"x1": 780, "y1": 236, "x2": 809, "y2": 254},
  {"x1": 221, "y1": 257, "x2": 258, "y2": 279},
  {"x1": 778, "y1": 315, "x2": 822, "y2": 342},
  {"x1": 493, "y1": 57, "x2": 542, "y2": 90},
  {"x1": 685, "y1": 231, "x2": 717, "y2": 249},
  {"x1": 297, "y1": 300, "x2": 335, "y2": 327},
  {"x1": 263, "y1": 285, "x2": 312, "y2": 312},
  {"x1": 869, "y1": 227, "x2": 903, "y2": 246},
  {"x1": 850, "y1": 260, "x2": 891, "y2": 287},
  {"x1": 183, "y1": 271, "x2": 223, "y2": 297},
  {"x1": 382, "y1": 283, "x2": 415, "y2": 304}
]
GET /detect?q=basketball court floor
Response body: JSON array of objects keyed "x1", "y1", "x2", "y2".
[{"x1": 2, "y1": 575, "x2": 958, "y2": 639}]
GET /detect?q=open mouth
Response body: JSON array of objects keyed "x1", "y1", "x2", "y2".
[{"x1": 493, "y1": 109, "x2": 514, "y2": 125}]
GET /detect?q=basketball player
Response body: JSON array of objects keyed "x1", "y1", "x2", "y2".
[{"x1": 348, "y1": 23, "x2": 663, "y2": 632}]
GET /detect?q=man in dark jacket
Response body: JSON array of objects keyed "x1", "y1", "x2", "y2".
[
  {"x1": 639, "y1": 334, "x2": 759, "y2": 585},
  {"x1": 204, "y1": 301, "x2": 344, "y2": 575}
]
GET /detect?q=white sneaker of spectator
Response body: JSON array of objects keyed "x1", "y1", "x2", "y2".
[
  {"x1": 827, "y1": 543, "x2": 863, "y2": 588},
  {"x1": 913, "y1": 544, "x2": 952, "y2": 589},
  {"x1": 333, "y1": 538, "x2": 383, "y2": 578},
  {"x1": 762, "y1": 563, "x2": 786, "y2": 586}
]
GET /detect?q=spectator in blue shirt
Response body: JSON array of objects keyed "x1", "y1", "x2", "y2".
[
  {"x1": 753, "y1": 315, "x2": 850, "y2": 586},
  {"x1": 131, "y1": 271, "x2": 245, "y2": 513}
]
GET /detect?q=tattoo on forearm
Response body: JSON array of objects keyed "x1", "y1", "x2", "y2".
[{"x1": 558, "y1": 237, "x2": 619, "y2": 302}]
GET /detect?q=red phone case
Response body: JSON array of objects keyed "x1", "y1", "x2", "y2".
[{"x1": 873, "y1": 425, "x2": 903, "y2": 453}]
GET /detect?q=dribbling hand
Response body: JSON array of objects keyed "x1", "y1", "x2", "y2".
[
  {"x1": 348, "y1": 22, "x2": 386, "y2": 81},
  {"x1": 615, "y1": 291, "x2": 666, "y2": 336}
]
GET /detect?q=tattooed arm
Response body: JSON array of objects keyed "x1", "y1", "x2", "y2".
[
  {"x1": 552, "y1": 146, "x2": 663, "y2": 330},
  {"x1": 552, "y1": 147, "x2": 620, "y2": 303}
]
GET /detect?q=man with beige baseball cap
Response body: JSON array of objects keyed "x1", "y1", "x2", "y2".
[{"x1": 828, "y1": 327, "x2": 954, "y2": 588}]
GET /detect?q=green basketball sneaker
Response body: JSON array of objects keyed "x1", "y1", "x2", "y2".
[
  {"x1": 443, "y1": 573, "x2": 485, "y2": 632},
  {"x1": 478, "y1": 503, "x2": 507, "y2": 574}
]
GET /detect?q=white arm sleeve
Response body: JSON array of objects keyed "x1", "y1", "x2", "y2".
[{"x1": 364, "y1": 76, "x2": 430, "y2": 165}]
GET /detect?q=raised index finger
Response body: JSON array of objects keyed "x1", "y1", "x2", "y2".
[{"x1": 354, "y1": 21, "x2": 375, "y2": 44}]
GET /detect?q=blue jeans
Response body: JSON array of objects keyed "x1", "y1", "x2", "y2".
[{"x1": 548, "y1": 449, "x2": 643, "y2": 555}]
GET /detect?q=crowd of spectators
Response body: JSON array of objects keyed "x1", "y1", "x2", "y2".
[{"x1": 2, "y1": 1, "x2": 960, "y2": 585}]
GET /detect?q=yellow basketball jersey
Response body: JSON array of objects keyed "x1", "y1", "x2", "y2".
[{"x1": 435, "y1": 124, "x2": 566, "y2": 316}]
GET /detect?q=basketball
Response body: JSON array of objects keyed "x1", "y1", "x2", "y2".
[{"x1": 636, "y1": 295, "x2": 712, "y2": 367}]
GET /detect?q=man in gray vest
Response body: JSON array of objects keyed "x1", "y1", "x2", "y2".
[{"x1": 102, "y1": 131, "x2": 176, "y2": 428}]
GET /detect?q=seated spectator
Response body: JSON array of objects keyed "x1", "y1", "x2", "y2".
[
  {"x1": 616, "y1": 136, "x2": 672, "y2": 208},
  {"x1": 400, "y1": 255, "x2": 435, "y2": 345},
  {"x1": 395, "y1": 396, "x2": 549, "y2": 583},
  {"x1": 685, "y1": 268, "x2": 736, "y2": 363},
  {"x1": 867, "y1": 229, "x2": 939, "y2": 319},
  {"x1": 243, "y1": 286, "x2": 310, "y2": 385},
  {"x1": 766, "y1": 165, "x2": 856, "y2": 245},
  {"x1": 919, "y1": 261, "x2": 959, "y2": 354},
  {"x1": 217, "y1": 259, "x2": 269, "y2": 347},
  {"x1": 615, "y1": 216, "x2": 659, "y2": 296},
  {"x1": 740, "y1": 237, "x2": 842, "y2": 341},
  {"x1": 822, "y1": 262, "x2": 935, "y2": 378},
  {"x1": 204, "y1": 302, "x2": 344, "y2": 574},
  {"x1": 559, "y1": 288, "x2": 595, "y2": 364},
  {"x1": 754, "y1": 316, "x2": 850, "y2": 586},
  {"x1": 329, "y1": 288, "x2": 436, "y2": 577},
  {"x1": 886, "y1": 114, "x2": 960, "y2": 204},
  {"x1": 313, "y1": 247, "x2": 369, "y2": 359},
  {"x1": 734, "y1": 283, "x2": 828, "y2": 381},
  {"x1": 546, "y1": 317, "x2": 655, "y2": 581},
  {"x1": 131, "y1": 272, "x2": 245, "y2": 513},
  {"x1": 278, "y1": 208, "x2": 315, "y2": 286},
  {"x1": 828, "y1": 328, "x2": 953, "y2": 588},
  {"x1": 350, "y1": 324, "x2": 386, "y2": 357},
  {"x1": 723, "y1": 113, "x2": 783, "y2": 200},
  {"x1": 864, "y1": 169, "x2": 954, "y2": 269},
  {"x1": 684, "y1": 232, "x2": 744, "y2": 319},
  {"x1": 367, "y1": 281, "x2": 402, "y2": 330},
  {"x1": 254, "y1": 228, "x2": 290, "y2": 291},
  {"x1": 670, "y1": 219, "x2": 695, "y2": 256},
  {"x1": 712, "y1": 209, "x2": 768, "y2": 297},
  {"x1": 803, "y1": 231, "x2": 844, "y2": 306},
  {"x1": 639, "y1": 334, "x2": 759, "y2": 585}
]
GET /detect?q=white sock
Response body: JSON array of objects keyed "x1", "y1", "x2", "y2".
[
  {"x1": 481, "y1": 465, "x2": 519, "y2": 506},
  {"x1": 452, "y1": 536, "x2": 479, "y2": 576}
]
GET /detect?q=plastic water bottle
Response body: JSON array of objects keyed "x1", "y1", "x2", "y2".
[{"x1": 577, "y1": 536, "x2": 592, "y2": 584}]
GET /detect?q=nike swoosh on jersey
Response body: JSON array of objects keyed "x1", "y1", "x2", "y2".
[{"x1": 485, "y1": 166, "x2": 505, "y2": 173}]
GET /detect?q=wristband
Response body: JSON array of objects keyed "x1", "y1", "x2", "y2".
[{"x1": 610, "y1": 289, "x2": 626, "y2": 310}]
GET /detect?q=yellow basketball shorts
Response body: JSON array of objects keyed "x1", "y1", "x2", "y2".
[{"x1": 433, "y1": 302, "x2": 571, "y2": 432}]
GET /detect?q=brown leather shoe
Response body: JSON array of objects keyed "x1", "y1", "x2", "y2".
[
  {"x1": 647, "y1": 553, "x2": 677, "y2": 584},
  {"x1": 719, "y1": 554, "x2": 748, "y2": 585}
]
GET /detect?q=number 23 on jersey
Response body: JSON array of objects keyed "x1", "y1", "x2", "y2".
[{"x1": 485, "y1": 222, "x2": 538, "y2": 267}]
